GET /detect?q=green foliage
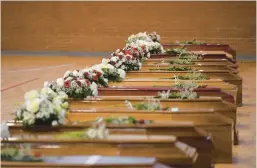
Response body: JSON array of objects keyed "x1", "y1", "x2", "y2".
[
  {"x1": 1, "y1": 144, "x2": 42, "y2": 162},
  {"x1": 104, "y1": 116, "x2": 137, "y2": 124},
  {"x1": 149, "y1": 66, "x2": 192, "y2": 71},
  {"x1": 168, "y1": 59, "x2": 195, "y2": 65},
  {"x1": 102, "y1": 68, "x2": 123, "y2": 82},
  {"x1": 171, "y1": 72, "x2": 210, "y2": 80}
]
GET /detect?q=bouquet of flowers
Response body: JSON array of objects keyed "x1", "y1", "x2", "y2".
[
  {"x1": 126, "y1": 32, "x2": 152, "y2": 44},
  {"x1": 94, "y1": 63, "x2": 126, "y2": 82},
  {"x1": 127, "y1": 31, "x2": 161, "y2": 43},
  {"x1": 64, "y1": 68, "x2": 108, "y2": 88},
  {"x1": 148, "y1": 32, "x2": 161, "y2": 42},
  {"x1": 102, "y1": 54, "x2": 141, "y2": 72},
  {"x1": 49, "y1": 75, "x2": 98, "y2": 99},
  {"x1": 126, "y1": 40, "x2": 164, "y2": 55},
  {"x1": 15, "y1": 87, "x2": 69, "y2": 127}
]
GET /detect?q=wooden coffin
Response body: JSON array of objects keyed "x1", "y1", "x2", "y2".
[
  {"x1": 161, "y1": 43, "x2": 236, "y2": 58},
  {"x1": 6, "y1": 122, "x2": 213, "y2": 167},
  {"x1": 150, "y1": 53, "x2": 235, "y2": 63},
  {"x1": 1, "y1": 156, "x2": 171, "y2": 168},
  {"x1": 2, "y1": 132, "x2": 197, "y2": 168},
  {"x1": 105, "y1": 83, "x2": 237, "y2": 105},
  {"x1": 65, "y1": 109, "x2": 233, "y2": 163},
  {"x1": 144, "y1": 59, "x2": 238, "y2": 69},
  {"x1": 126, "y1": 71, "x2": 242, "y2": 106},
  {"x1": 69, "y1": 96, "x2": 238, "y2": 147},
  {"x1": 141, "y1": 64, "x2": 238, "y2": 74}
]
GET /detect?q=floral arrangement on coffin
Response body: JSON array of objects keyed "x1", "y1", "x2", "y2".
[
  {"x1": 102, "y1": 55, "x2": 142, "y2": 72},
  {"x1": 149, "y1": 66, "x2": 193, "y2": 71},
  {"x1": 125, "y1": 99, "x2": 169, "y2": 111},
  {"x1": 96, "y1": 116, "x2": 154, "y2": 125},
  {"x1": 168, "y1": 58, "x2": 195, "y2": 65},
  {"x1": 64, "y1": 68, "x2": 108, "y2": 88},
  {"x1": 55, "y1": 124, "x2": 109, "y2": 139},
  {"x1": 171, "y1": 72, "x2": 210, "y2": 80},
  {"x1": 126, "y1": 40, "x2": 164, "y2": 55},
  {"x1": 93, "y1": 63, "x2": 126, "y2": 82},
  {"x1": 154, "y1": 90, "x2": 199, "y2": 100},
  {"x1": 15, "y1": 87, "x2": 69, "y2": 127},
  {"x1": 148, "y1": 32, "x2": 161, "y2": 42},
  {"x1": 49, "y1": 71, "x2": 99, "y2": 99},
  {"x1": 172, "y1": 81, "x2": 207, "y2": 90},
  {"x1": 1, "y1": 144, "x2": 42, "y2": 162},
  {"x1": 126, "y1": 32, "x2": 161, "y2": 43}
]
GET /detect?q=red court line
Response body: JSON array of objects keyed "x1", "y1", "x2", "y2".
[{"x1": 1, "y1": 78, "x2": 39, "y2": 92}]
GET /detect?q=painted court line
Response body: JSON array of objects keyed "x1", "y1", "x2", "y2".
[
  {"x1": 1, "y1": 78, "x2": 39, "y2": 92},
  {"x1": 3, "y1": 63, "x2": 72, "y2": 73}
]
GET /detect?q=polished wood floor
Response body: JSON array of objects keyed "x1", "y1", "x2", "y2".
[{"x1": 1, "y1": 56, "x2": 256, "y2": 168}]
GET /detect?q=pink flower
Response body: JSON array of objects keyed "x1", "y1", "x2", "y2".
[{"x1": 64, "y1": 81, "x2": 71, "y2": 88}]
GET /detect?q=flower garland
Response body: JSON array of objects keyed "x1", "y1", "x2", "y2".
[{"x1": 15, "y1": 87, "x2": 69, "y2": 127}]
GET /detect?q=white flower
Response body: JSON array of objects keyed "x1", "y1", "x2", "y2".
[
  {"x1": 43, "y1": 81, "x2": 50, "y2": 88},
  {"x1": 56, "y1": 78, "x2": 64, "y2": 87},
  {"x1": 24, "y1": 90, "x2": 39, "y2": 101},
  {"x1": 73, "y1": 70, "x2": 79, "y2": 77},
  {"x1": 117, "y1": 69, "x2": 126, "y2": 79},
  {"x1": 58, "y1": 91, "x2": 68, "y2": 99},
  {"x1": 61, "y1": 102, "x2": 69, "y2": 109},
  {"x1": 1, "y1": 122, "x2": 10, "y2": 138},
  {"x1": 64, "y1": 71, "x2": 72, "y2": 78},
  {"x1": 92, "y1": 89, "x2": 98, "y2": 96},
  {"x1": 86, "y1": 129, "x2": 97, "y2": 138},
  {"x1": 102, "y1": 58, "x2": 110, "y2": 64},
  {"x1": 23, "y1": 111, "x2": 36, "y2": 125},
  {"x1": 26, "y1": 98, "x2": 41, "y2": 113},
  {"x1": 90, "y1": 82, "x2": 98, "y2": 91},
  {"x1": 110, "y1": 57, "x2": 118, "y2": 62},
  {"x1": 52, "y1": 120, "x2": 58, "y2": 126}
]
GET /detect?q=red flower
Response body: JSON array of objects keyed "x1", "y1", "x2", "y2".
[
  {"x1": 83, "y1": 72, "x2": 89, "y2": 77},
  {"x1": 93, "y1": 75, "x2": 98, "y2": 81},
  {"x1": 126, "y1": 56, "x2": 131, "y2": 60},
  {"x1": 96, "y1": 71, "x2": 102, "y2": 77},
  {"x1": 34, "y1": 153, "x2": 41, "y2": 158},
  {"x1": 86, "y1": 79, "x2": 91, "y2": 86},
  {"x1": 124, "y1": 51, "x2": 132, "y2": 55},
  {"x1": 110, "y1": 61, "x2": 116, "y2": 65},
  {"x1": 118, "y1": 55, "x2": 123, "y2": 60},
  {"x1": 133, "y1": 48, "x2": 137, "y2": 53},
  {"x1": 64, "y1": 81, "x2": 71, "y2": 88},
  {"x1": 76, "y1": 80, "x2": 82, "y2": 87}
]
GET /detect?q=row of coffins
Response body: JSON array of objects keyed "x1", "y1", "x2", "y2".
[{"x1": 2, "y1": 33, "x2": 240, "y2": 168}]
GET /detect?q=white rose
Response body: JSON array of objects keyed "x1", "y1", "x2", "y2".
[
  {"x1": 52, "y1": 120, "x2": 58, "y2": 126},
  {"x1": 92, "y1": 89, "x2": 98, "y2": 97},
  {"x1": 102, "y1": 58, "x2": 110, "y2": 64},
  {"x1": 64, "y1": 71, "x2": 72, "y2": 78},
  {"x1": 25, "y1": 98, "x2": 40, "y2": 113},
  {"x1": 117, "y1": 69, "x2": 126, "y2": 79},
  {"x1": 56, "y1": 78, "x2": 64, "y2": 87},
  {"x1": 90, "y1": 82, "x2": 98, "y2": 91},
  {"x1": 24, "y1": 90, "x2": 39, "y2": 101},
  {"x1": 58, "y1": 91, "x2": 68, "y2": 99},
  {"x1": 110, "y1": 56, "x2": 118, "y2": 62},
  {"x1": 73, "y1": 70, "x2": 79, "y2": 77}
]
